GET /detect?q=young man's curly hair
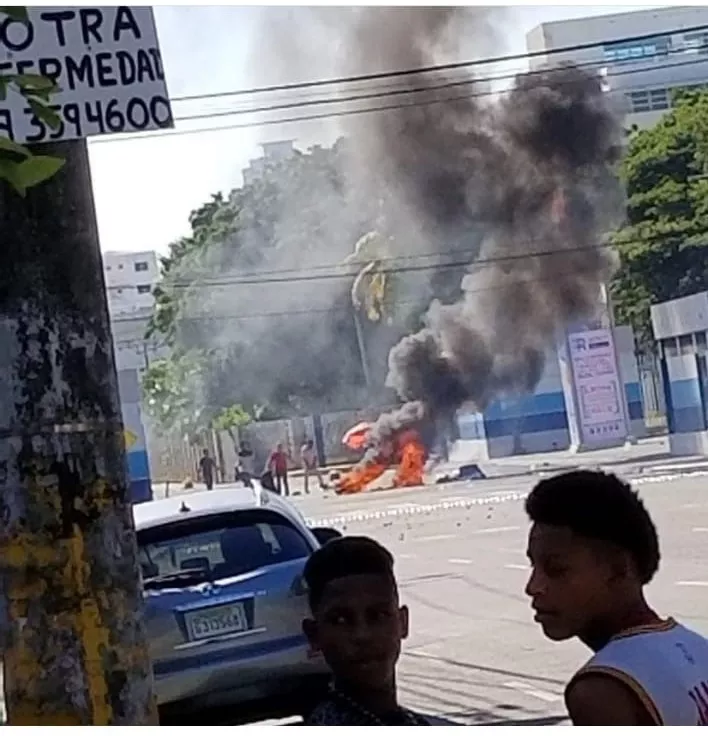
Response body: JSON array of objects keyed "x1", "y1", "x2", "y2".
[
  {"x1": 304, "y1": 536, "x2": 396, "y2": 610},
  {"x1": 525, "y1": 470, "x2": 660, "y2": 584}
]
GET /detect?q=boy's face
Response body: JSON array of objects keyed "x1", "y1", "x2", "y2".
[
  {"x1": 525, "y1": 522, "x2": 626, "y2": 643},
  {"x1": 303, "y1": 572, "x2": 408, "y2": 690}
]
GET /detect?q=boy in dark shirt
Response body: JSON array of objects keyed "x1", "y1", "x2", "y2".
[{"x1": 302, "y1": 536, "x2": 428, "y2": 726}]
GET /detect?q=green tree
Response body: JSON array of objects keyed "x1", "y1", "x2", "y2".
[
  {"x1": 611, "y1": 88, "x2": 708, "y2": 349},
  {"x1": 212, "y1": 404, "x2": 252, "y2": 450},
  {"x1": 141, "y1": 352, "x2": 212, "y2": 442},
  {"x1": 0, "y1": 8, "x2": 64, "y2": 194}
]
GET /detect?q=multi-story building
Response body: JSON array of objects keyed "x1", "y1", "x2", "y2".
[
  {"x1": 103, "y1": 249, "x2": 160, "y2": 316},
  {"x1": 102, "y1": 249, "x2": 165, "y2": 372},
  {"x1": 242, "y1": 140, "x2": 296, "y2": 186},
  {"x1": 526, "y1": 6, "x2": 708, "y2": 129}
]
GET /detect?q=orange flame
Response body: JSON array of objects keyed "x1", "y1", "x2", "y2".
[
  {"x1": 336, "y1": 460, "x2": 387, "y2": 495},
  {"x1": 392, "y1": 437, "x2": 426, "y2": 488},
  {"x1": 335, "y1": 428, "x2": 427, "y2": 494}
]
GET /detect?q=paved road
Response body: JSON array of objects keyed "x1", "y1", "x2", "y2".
[{"x1": 287, "y1": 471, "x2": 708, "y2": 725}]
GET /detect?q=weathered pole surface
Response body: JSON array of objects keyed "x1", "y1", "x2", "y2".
[{"x1": 0, "y1": 140, "x2": 158, "y2": 724}]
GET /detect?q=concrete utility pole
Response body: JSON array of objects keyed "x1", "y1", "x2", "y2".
[{"x1": 0, "y1": 140, "x2": 157, "y2": 724}]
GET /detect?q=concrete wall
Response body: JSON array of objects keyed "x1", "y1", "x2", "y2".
[
  {"x1": 615, "y1": 325, "x2": 647, "y2": 439},
  {"x1": 485, "y1": 358, "x2": 571, "y2": 458},
  {"x1": 454, "y1": 325, "x2": 646, "y2": 459},
  {"x1": 117, "y1": 369, "x2": 152, "y2": 503},
  {"x1": 662, "y1": 353, "x2": 708, "y2": 455},
  {"x1": 651, "y1": 290, "x2": 708, "y2": 455},
  {"x1": 143, "y1": 406, "x2": 399, "y2": 483}
]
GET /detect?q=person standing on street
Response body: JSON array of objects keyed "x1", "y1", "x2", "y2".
[
  {"x1": 235, "y1": 441, "x2": 255, "y2": 489},
  {"x1": 198, "y1": 448, "x2": 217, "y2": 491},
  {"x1": 267, "y1": 442, "x2": 290, "y2": 496},
  {"x1": 301, "y1": 438, "x2": 327, "y2": 494},
  {"x1": 525, "y1": 470, "x2": 708, "y2": 726}
]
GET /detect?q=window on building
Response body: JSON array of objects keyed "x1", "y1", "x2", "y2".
[
  {"x1": 118, "y1": 263, "x2": 124, "y2": 269},
  {"x1": 696, "y1": 331, "x2": 707, "y2": 353},
  {"x1": 649, "y1": 88, "x2": 669, "y2": 110},
  {"x1": 662, "y1": 338, "x2": 678, "y2": 358},
  {"x1": 627, "y1": 90, "x2": 650, "y2": 113},
  {"x1": 678, "y1": 334, "x2": 694, "y2": 355},
  {"x1": 134, "y1": 261, "x2": 149, "y2": 272},
  {"x1": 604, "y1": 35, "x2": 670, "y2": 64},
  {"x1": 137, "y1": 284, "x2": 152, "y2": 294},
  {"x1": 627, "y1": 88, "x2": 671, "y2": 114},
  {"x1": 684, "y1": 32, "x2": 708, "y2": 54}
]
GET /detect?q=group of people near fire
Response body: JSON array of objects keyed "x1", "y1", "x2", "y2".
[
  {"x1": 198, "y1": 420, "x2": 427, "y2": 497},
  {"x1": 299, "y1": 470, "x2": 708, "y2": 726}
]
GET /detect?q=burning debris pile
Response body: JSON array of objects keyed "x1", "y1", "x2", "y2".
[
  {"x1": 337, "y1": 405, "x2": 428, "y2": 494},
  {"x1": 331, "y1": 10, "x2": 625, "y2": 494}
]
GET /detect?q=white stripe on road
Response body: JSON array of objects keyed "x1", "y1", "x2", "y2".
[
  {"x1": 692, "y1": 527, "x2": 708, "y2": 533},
  {"x1": 504, "y1": 564, "x2": 529, "y2": 571},
  {"x1": 472, "y1": 525, "x2": 520, "y2": 535},
  {"x1": 676, "y1": 580, "x2": 708, "y2": 587},
  {"x1": 448, "y1": 558, "x2": 474, "y2": 565},
  {"x1": 503, "y1": 681, "x2": 561, "y2": 703},
  {"x1": 418, "y1": 534, "x2": 455, "y2": 542}
]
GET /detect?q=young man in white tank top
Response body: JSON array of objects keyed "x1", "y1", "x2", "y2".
[{"x1": 524, "y1": 470, "x2": 708, "y2": 726}]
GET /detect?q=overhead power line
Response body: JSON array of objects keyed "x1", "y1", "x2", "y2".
[
  {"x1": 160, "y1": 231, "x2": 674, "y2": 289},
  {"x1": 92, "y1": 52, "x2": 708, "y2": 145},
  {"x1": 172, "y1": 44, "x2": 708, "y2": 125},
  {"x1": 169, "y1": 23, "x2": 708, "y2": 102},
  {"x1": 109, "y1": 267, "x2": 615, "y2": 325},
  {"x1": 104, "y1": 226, "x2": 703, "y2": 293}
]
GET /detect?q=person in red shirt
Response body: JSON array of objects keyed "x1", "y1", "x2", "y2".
[{"x1": 267, "y1": 442, "x2": 291, "y2": 496}]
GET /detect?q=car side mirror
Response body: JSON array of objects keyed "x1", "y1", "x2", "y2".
[{"x1": 310, "y1": 527, "x2": 342, "y2": 546}]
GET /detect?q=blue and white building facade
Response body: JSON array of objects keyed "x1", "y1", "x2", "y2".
[
  {"x1": 651, "y1": 291, "x2": 708, "y2": 455},
  {"x1": 456, "y1": 324, "x2": 645, "y2": 459},
  {"x1": 116, "y1": 368, "x2": 153, "y2": 503}
]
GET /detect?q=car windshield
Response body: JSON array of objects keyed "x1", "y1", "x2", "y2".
[{"x1": 137, "y1": 509, "x2": 312, "y2": 588}]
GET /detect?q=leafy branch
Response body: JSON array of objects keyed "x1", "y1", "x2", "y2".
[{"x1": 0, "y1": 7, "x2": 65, "y2": 194}]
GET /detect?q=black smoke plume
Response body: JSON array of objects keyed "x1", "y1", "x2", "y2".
[{"x1": 337, "y1": 9, "x2": 625, "y2": 447}]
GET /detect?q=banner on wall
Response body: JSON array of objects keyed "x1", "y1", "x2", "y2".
[{"x1": 566, "y1": 327, "x2": 628, "y2": 445}]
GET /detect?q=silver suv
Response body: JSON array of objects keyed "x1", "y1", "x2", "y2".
[{"x1": 134, "y1": 485, "x2": 336, "y2": 724}]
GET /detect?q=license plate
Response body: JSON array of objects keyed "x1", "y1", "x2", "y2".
[{"x1": 185, "y1": 602, "x2": 249, "y2": 641}]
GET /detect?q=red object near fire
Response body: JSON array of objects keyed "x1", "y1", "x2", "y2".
[{"x1": 342, "y1": 421, "x2": 372, "y2": 451}]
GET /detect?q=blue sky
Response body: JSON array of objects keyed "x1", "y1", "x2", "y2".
[{"x1": 87, "y1": 5, "x2": 656, "y2": 255}]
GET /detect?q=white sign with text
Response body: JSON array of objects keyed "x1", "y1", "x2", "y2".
[
  {"x1": 567, "y1": 327, "x2": 628, "y2": 444},
  {"x1": 0, "y1": 6, "x2": 173, "y2": 143}
]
